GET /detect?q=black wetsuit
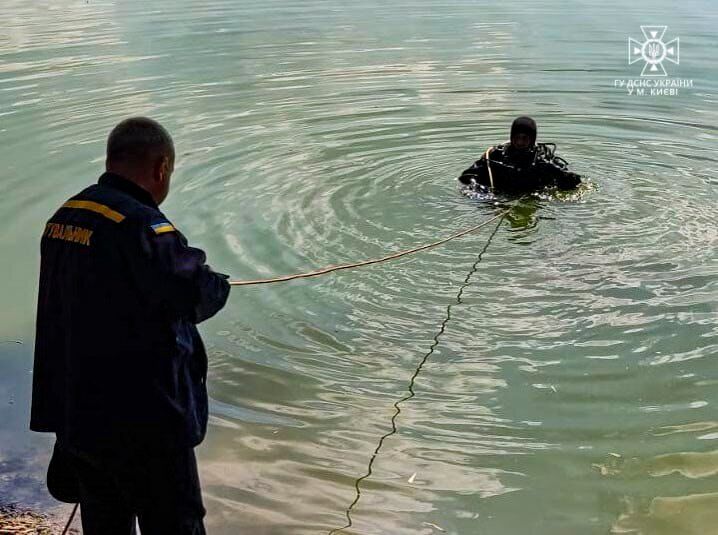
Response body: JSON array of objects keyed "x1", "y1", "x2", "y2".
[{"x1": 458, "y1": 142, "x2": 581, "y2": 194}]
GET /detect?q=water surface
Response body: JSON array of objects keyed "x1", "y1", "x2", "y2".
[{"x1": 1, "y1": 1, "x2": 717, "y2": 533}]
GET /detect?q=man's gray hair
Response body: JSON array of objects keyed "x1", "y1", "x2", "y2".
[{"x1": 106, "y1": 117, "x2": 174, "y2": 164}]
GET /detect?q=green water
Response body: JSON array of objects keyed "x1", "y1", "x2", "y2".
[{"x1": 1, "y1": 1, "x2": 718, "y2": 533}]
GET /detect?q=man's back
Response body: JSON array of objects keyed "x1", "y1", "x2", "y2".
[
  {"x1": 32, "y1": 117, "x2": 228, "y2": 534},
  {"x1": 31, "y1": 172, "x2": 230, "y2": 449}
]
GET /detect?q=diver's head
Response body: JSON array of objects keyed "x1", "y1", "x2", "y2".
[{"x1": 510, "y1": 116, "x2": 537, "y2": 151}]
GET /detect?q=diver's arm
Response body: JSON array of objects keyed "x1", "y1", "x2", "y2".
[
  {"x1": 552, "y1": 158, "x2": 581, "y2": 189},
  {"x1": 458, "y1": 157, "x2": 489, "y2": 185},
  {"x1": 556, "y1": 169, "x2": 581, "y2": 189},
  {"x1": 538, "y1": 158, "x2": 581, "y2": 190},
  {"x1": 459, "y1": 156, "x2": 486, "y2": 184}
]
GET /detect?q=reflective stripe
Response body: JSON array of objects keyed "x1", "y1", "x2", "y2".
[{"x1": 62, "y1": 200, "x2": 125, "y2": 223}]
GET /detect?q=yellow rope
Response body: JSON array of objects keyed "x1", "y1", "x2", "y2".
[
  {"x1": 61, "y1": 205, "x2": 515, "y2": 532},
  {"x1": 229, "y1": 209, "x2": 508, "y2": 287}
]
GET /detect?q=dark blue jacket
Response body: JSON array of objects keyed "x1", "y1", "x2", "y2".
[{"x1": 30, "y1": 172, "x2": 230, "y2": 449}]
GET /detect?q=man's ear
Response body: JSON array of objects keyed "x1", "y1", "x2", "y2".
[{"x1": 155, "y1": 155, "x2": 170, "y2": 183}]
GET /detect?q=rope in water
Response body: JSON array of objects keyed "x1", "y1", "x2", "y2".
[
  {"x1": 328, "y1": 209, "x2": 508, "y2": 534},
  {"x1": 60, "y1": 204, "x2": 510, "y2": 531},
  {"x1": 229, "y1": 209, "x2": 509, "y2": 287}
]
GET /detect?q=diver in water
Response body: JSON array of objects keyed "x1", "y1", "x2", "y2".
[{"x1": 458, "y1": 116, "x2": 581, "y2": 194}]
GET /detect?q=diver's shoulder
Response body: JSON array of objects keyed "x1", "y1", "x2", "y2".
[{"x1": 486, "y1": 143, "x2": 510, "y2": 161}]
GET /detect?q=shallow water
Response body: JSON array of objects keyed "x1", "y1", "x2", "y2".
[{"x1": 1, "y1": 1, "x2": 717, "y2": 533}]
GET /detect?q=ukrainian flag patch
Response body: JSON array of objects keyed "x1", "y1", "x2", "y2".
[{"x1": 151, "y1": 221, "x2": 176, "y2": 235}]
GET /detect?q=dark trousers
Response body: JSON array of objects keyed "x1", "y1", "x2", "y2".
[{"x1": 48, "y1": 438, "x2": 206, "y2": 535}]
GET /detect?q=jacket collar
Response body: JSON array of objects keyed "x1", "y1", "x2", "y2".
[{"x1": 98, "y1": 172, "x2": 158, "y2": 209}]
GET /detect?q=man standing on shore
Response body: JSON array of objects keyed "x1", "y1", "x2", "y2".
[{"x1": 30, "y1": 117, "x2": 230, "y2": 534}]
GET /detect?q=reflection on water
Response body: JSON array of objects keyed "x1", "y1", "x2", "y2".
[
  {"x1": 1, "y1": 0, "x2": 717, "y2": 533},
  {"x1": 613, "y1": 493, "x2": 718, "y2": 535},
  {"x1": 595, "y1": 439, "x2": 718, "y2": 534},
  {"x1": 611, "y1": 449, "x2": 718, "y2": 534}
]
